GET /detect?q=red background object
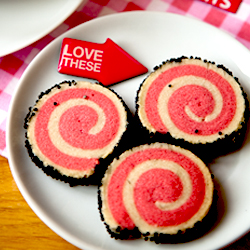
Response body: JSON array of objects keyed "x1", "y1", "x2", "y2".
[
  {"x1": 200, "y1": 0, "x2": 242, "y2": 13},
  {"x1": 58, "y1": 38, "x2": 148, "y2": 86}
]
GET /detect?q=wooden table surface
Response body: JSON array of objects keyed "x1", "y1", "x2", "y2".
[
  {"x1": 1, "y1": 154, "x2": 250, "y2": 250},
  {"x1": 0, "y1": 155, "x2": 79, "y2": 250}
]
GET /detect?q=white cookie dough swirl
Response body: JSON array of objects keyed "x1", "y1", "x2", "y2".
[
  {"x1": 100, "y1": 143, "x2": 213, "y2": 239},
  {"x1": 137, "y1": 57, "x2": 247, "y2": 144},
  {"x1": 25, "y1": 81, "x2": 128, "y2": 181}
]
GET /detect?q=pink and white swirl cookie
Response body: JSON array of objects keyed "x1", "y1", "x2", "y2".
[
  {"x1": 136, "y1": 57, "x2": 249, "y2": 161},
  {"x1": 24, "y1": 81, "x2": 129, "y2": 186},
  {"x1": 99, "y1": 143, "x2": 213, "y2": 241}
]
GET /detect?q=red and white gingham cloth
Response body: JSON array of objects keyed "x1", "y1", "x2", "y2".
[{"x1": 0, "y1": 0, "x2": 250, "y2": 158}]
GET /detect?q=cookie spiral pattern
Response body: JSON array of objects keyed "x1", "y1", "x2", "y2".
[
  {"x1": 137, "y1": 57, "x2": 246, "y2": 143},
  {"x1": 100, "y1": 143, "x2": 213, "y2": 237},
  {"x1": 25, "y1": 81, "x2": 127, "y2": 179}
]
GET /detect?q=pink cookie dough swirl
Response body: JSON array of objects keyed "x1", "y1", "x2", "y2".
[
  {"x1": 136, "y1": 57, "x2": 248, "y2": 161},
  {"x1": 99, "y1": 143, "x2": 213, "y2": 240},
  {"x1": 24, "y1": 81, "x2": 128, "y2": 185}
]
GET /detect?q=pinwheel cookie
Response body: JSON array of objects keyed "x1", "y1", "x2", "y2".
[
  {"x1": 136, "y1": 57, "x2": 249, "y2": 161},
  {"x1": 24, "y1": 80, "x2": 130, "y2": 186},
  {"x1": 99, "y1": 143, "x2": 213, "y2": 241}
]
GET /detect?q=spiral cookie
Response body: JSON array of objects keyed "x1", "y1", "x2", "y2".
[
  {"x1": 99, "y1": 143, "x2": 213, "y2": 240},
  {"x1": 136, "y1": 57, "x2": 249, "y2": 161},
  {"x1": 24, "y1": 81, "x2": 129, "y2": 185}
]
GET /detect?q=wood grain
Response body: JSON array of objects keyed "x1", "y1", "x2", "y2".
[
  {"x1": 0, "y1": 155, "x2": 79, "y2": 250},
  {"x1": 1, "y1": 154, "x2": 250, "y2": 250}
]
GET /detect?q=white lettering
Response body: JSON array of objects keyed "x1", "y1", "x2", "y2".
[
  {"x1": 63, "y1": 57, "x2": 72, "y2": 67},
  {"x1": 220, "y1": 0, "x2": 231, "y2": 9},
  {"x1": 70, "y1": 58, "x2": 78, "y2": 68},
  {"x1": 63, "y1": 44, "x2": 72, "y2": 57},
  {"x1": 73, "y1": 46, "x2": 84, "y2": 58},
  {"x1": 94, "y1": 63, "x2": 101, "y2": 72},
  {"x1": 86, "y1": 61, "x2": 94, "y2": 71},
  {"x1": 79, "y1": 60, "x2": 86, "y2": 70},
  {"x1": 62, "y1": 57, "x2": 102, "y2": 72},
  {"x1": 61, "y1": 45, "x2": 103, "y2": 73},
  {"x1": 94, "y1": 50, "x2": 103, "y2": 62},
  {"x1": 85, "y1": 48, "x2": 95, "y2": 60},
  {"x1": 203, "y1": 0, "x2": 230, "y2": 8},
  {"x1": 64, "y1": 45, "x2": 104, "y2": 63}
]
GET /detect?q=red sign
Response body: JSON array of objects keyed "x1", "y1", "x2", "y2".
[
  {"x1": 200, "y1": 0, "x2": 242, "y2": 13},
  {"x1": 58, "y1": 38, "x2": 148, "y2": 86}
]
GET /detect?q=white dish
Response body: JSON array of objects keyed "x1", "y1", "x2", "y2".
[
  {"x1": 0, "y1": 0, "x2": 83, "y2": 57},
  {"x1": 7, "y1": 11, "x2": 250, "y2": 250}
]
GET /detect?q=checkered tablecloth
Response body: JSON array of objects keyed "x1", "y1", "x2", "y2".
[{"x1": 0, "y1": 0, "x2": 250, "y2": 158}]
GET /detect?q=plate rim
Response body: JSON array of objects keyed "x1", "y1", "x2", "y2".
[
  {"x1": 6, "y1": 11, "x2": 250, "y2": 250},
  {"x1": 0, "y1": 0, "x2": 84, "y2": 57}
]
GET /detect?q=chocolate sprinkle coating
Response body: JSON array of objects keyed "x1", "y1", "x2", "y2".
[
  {"x1": 97, "y1": 143, "x2": 218, "y2": 242},
  {"x1": 24, "y1": 80, "x2": 135, "y2": 186},
  {"x1": 135, "y1": 56, "x2": 249, "y2": 163}
]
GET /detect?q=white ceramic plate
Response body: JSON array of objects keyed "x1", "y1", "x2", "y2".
[
  {"x1": 7, "y1": 11, "x2": 250, "y2": 250},
  {"x1": 0, "y1": 0, "x2": 83, "y2": 57}
]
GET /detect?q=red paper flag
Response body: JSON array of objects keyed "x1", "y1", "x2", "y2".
[
  {"x1": 58, "y1": 38, "x2": 148, "y2": 86},
  {"x1": 200, "y1": 0, "x2": 242, "y2": 13}
]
